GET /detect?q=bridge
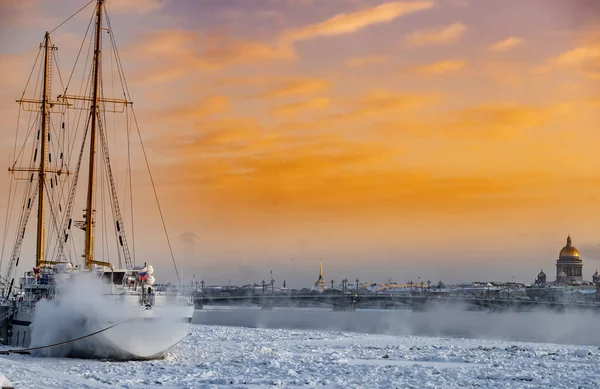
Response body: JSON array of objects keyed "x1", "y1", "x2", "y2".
[{"x1": 192, "y1": 293, "x2": 600, "y2": 312}]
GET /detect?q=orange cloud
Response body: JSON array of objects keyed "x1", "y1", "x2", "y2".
[
  {"x1": 404, "y1": 59, "x2": 467, "y2": 76},
  {"x1": 272, "y1": 97, "x2": 331, "y2": 116},
  {"x1": 149, "y1": 95, "x2": 231, "y2": 122},
  {"x1": 552, "y1": 44, "x2": 600, "y2": 66},
  {"x1": 441, "y1": 102, "x2": 569, "y2": 139},
  {"x1": 550, "y1": 40, "x2": 600, "y2": 79},
  {"x1": 217, "y1": 76, "x2": 282, "y2": 87},
  {"x1": 158, "y1": 134, "x2": 578, "y2": 223},
  {"x1": 152, "y1": 118, "x2": 265, "y2": 158},
  {"x1": 126, "y1": 1, "x2": 435, "y2": 85},
  {"x1": 258, "y1": 78, "x2": 330, "y2": 99},
  {"x1": 336, "y1": 89, "x2": 443, "y2": 120},
  {"x1": 482, "y1": 59, "x2": 524, "y2": 86},
  {"x1": 107, "y1": 0, "x2": 165, "y2": 14},
  {"x1": 373, "y1": 101, "x2": 575, "y2": 144},
  {"x1": 405, "y1": 22, "x2": 467, "y2": 47},
  {"x1": 129, "y1": 29, "x2": 295, "y2": 81},
  {"x1": 487, "y1": 36, "x2": 525, "y2": 52},
  {"x1": 345, "y1": 55, "x2": 389, "y2": 68},
  {"x1": 280, "y1": 1, "x2": 434, "y2": 44}
]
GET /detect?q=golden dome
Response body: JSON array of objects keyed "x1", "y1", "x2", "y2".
[{"x1": 559, "y1": 235, "x2": 580, "y2": 259}]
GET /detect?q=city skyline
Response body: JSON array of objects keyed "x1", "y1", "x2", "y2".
[{"x1": 1, "y1": 0, "x2": 600, "y2": 286}]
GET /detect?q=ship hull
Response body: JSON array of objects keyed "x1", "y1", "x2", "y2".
[{"x1": 6, "y1": 295, "x2": 194, "y2": 360}]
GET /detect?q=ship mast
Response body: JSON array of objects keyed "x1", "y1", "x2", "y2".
[
  {"x1": 84, "y1": 0, "x2": 103, "y2": 269},
  {"x1": 36, "y1": 32, "x2": 52, "y2": 268}
]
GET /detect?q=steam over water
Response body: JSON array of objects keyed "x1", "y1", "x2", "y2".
[
  {"x1": 194, "y1": 305, "x2": 600, "y2": 346},
  {"x1": 29, "y1": 274, "x2": 130, "y2": 358},
  {"x1": 29, "y1": 275, "x2": 192, "y2": 360}
]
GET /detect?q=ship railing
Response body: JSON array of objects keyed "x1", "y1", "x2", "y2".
[{"x1": 15, "y1": 301, "x2": 35, "y2": 315}]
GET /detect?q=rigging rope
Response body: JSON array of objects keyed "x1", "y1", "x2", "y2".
[
  {"x1": 132, "y1": 109, "x2": 181, "y2": 285},
  {"x1": 104, "y1": 6, "x2": 181, "y2": 283},
  {"x1": 0, "y1": 316, "x2": 132, "y2": 355},
  {"x1": 49, "y1": 0, "x2": 96, "y2": 35},
  {"x1": 64, "y1": 8, "x2": 95, "y2": 94}
]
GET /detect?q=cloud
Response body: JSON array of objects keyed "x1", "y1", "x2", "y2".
[
  {"x1": 217, "y1": 76, "x2": 281, "y2": 87},
  {"x1": 483, "y1": 60, "x2": 524, "y2": 86},
  {"x1": 0, "y1": 0, "x2": 51, "y2": 28},
  {"x1": 345, "y1": 55, "x2": 390, "y2": 68},
  {"x1": 376, "y1": 101, "x2": 574, "y2": 140},
  {"x1": 336, "y1": 89, "x2": 443, "y2": 120},
  {"x1": 127, "y1": 1, "x2": 434, "y2": 81},
  {"x1": 550, "y1": 41, "x2": 600, "y2": 79},
  {"x1": 280, "y1": 1, "x2": 435, "y2": 44},
  {"x1": 487, "y1": 36, "x2": 525, "y2": 52},
  {"x1": 0, "y1": 53, "x2": 33, "y2": 87},
  {"x1": 149, "y1": 95, "x2": 231, "y2": 122},
  {"x1": 404, "y1": 59, "x2": 467, "y2": 76},
  {"x1": 258, "y1": 78, "x2": 330, "y2": 99},
  {"x1": 552, "y1": 44, "x2": 600, "y2": 66},
  {"x1": 272, "y1": 97, "x2": 331, "y2": 116},
  {"x1": 153, "y1": 118, "x2": 264, "y2": 158},
  {"x1": 405, "y1": 22, "x2": 467, "y2": 47},
  {"x1": 129, "y1": 29, "x2": 295, "y2": 81},
  {"x1": 106, "y1": 0, "x2": 165, "y2": 14},
  {"x1": 155, "y1": 128, "x2": 572, "y2": 221},
  {"x1": 441, "y1": 103, "x2": 567, "y2": 139}
]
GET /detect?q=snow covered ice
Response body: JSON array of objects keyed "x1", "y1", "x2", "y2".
[{"x1": 2, "y1": 308, "x2": 600, "y2": 388}]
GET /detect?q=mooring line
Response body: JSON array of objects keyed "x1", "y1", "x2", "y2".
[{"x1": 0, "y1": 316, "x2": 131, "y2": 355}]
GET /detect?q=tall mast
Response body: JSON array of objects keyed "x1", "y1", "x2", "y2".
[
  {"x1": 36, "y1": 32, "x2": 52, "y2": 268},
  {"x1": 85, "y1": 0, "x2": 103, "y2": 269}
]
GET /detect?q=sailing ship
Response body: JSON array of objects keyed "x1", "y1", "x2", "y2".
[{"x1": 0, "y1": 0, "x2": 193, "y2": 360}]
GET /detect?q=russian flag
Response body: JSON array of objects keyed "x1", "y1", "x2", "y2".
[{"x1": 139, "y1": 271, "x2": 148, "y2": 281}]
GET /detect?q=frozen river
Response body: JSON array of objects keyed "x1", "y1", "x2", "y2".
[{"x1": 2, "y1": 307, "x2": 600, "y2": 388}]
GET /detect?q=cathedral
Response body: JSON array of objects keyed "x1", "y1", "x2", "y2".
[
  {"x1": 555, "y1": 235, "x2": 582, "y2": 283},
  {"x1": 535, "y1": 235, "x2": 586, "y2": 285}
]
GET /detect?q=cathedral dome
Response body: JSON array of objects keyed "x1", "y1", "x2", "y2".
[
  {"x1": 538, "y1": 269, "x2": 546, "y2": 277},
  {"x1": 559, "y1": 235, "x2": 580, "y2": 259}
]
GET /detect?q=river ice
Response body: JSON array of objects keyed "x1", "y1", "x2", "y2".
[{"x1": 2, "y1": 316, "x2": 600, "y2": 388}]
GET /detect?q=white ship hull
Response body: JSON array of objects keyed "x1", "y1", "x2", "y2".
[{"x1": 7, "y1": 294, "x2": 194, "y2": 360}]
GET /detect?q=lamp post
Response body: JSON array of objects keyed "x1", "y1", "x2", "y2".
[
  {"x1": 262, "y1": 280, "x2": 266, "y2": 293},
  {"x1": 201, "y1": 280, "x2": 205, "y2": 294},
  {"x1": 331, "y1": 279, "x2": 334, "y2": 290},
  {"x1": 355, "y1": 278, "x2": 359, "y2": 296}
]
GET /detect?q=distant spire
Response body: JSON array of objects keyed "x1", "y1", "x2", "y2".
[
  {"x1": 567, "y1": 234, "x2": 572, "y2": 246},
  {"x1": 319, "y1": 259, "x2": 323, "y2": 278}
]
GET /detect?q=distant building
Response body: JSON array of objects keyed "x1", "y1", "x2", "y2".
[
  {"x1": 535, "y1": 269, "x2": 546, "y2": 285},
  {"x1": 593, "y1": 270, "x2": 600, "y2": 285},
  {"x1": 314, "y1": 260, "x2": 326, "y2": 292},
  {"x1": 555, "y1": 235, "x2": 582, "y2": 284}
]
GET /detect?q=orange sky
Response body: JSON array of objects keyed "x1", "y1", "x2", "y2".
[{"x1": 1, "y1": 0, "x2": 600, "y2": 287}]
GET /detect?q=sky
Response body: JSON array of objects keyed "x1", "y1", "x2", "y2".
[{"x1": 1, "y1": 0, "x2": 600, "y2": 288}]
